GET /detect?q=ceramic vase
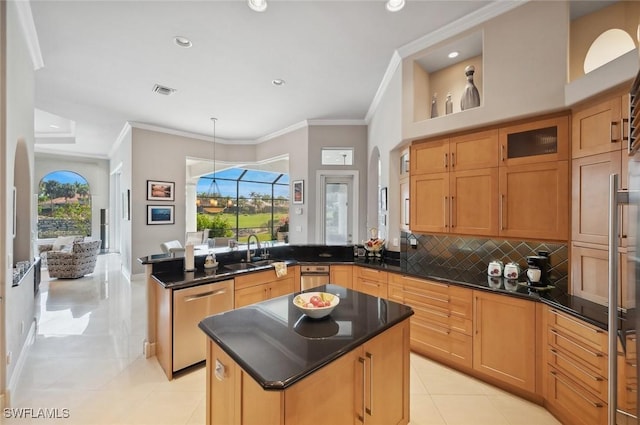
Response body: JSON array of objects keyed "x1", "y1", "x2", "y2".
[{"x1": 460, "y1": 65, "x2": 480, "y2": 110}]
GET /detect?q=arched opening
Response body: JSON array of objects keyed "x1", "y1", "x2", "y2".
[
  {"x1": 13, "y1": 139, "x2": 31, "y2": 262},
  {"x1": 584, "y1": 28, "x2": 636, "y2": 74},
  {"x1": 37, "y1": 171, "x2": 92, "y2": 239}
]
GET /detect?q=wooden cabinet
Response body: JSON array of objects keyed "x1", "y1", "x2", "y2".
[
  {"x1": 572, "y1": 93, "x2": 629, "y2": 158},
  {"x1": 394, "y1": 274, "x2": 473, "y2": 369},
  {"x1": 498, "y1": 115, "x2": 569, "y2": 166},
  {"x1": 409, "y1": 115, "x2": 569, "y2": 241},
  {"x1": 571, "y1": 243, "x2": 634, "y2": 310},
  {"x1": 571, "y1": 90, "x2": 632, "y2": 308},
  {"x1": 473, "y1": 290, "x2": 536, "y2": 392},
  {"x1": 330, "y1": 264, "x2": 353, "y2": 289},
  {"x1": 618, "y1": 332, "x2": 638, "y2": 421},
  {"x1": 206, "y1": 319, "x2": 410, "y2": 425},
  {"x1": 543, "y1": 307, "x2": 608, "y2": 425},
  {"x1": 354, "y1": 266, "x2": 388, "y2": 298},
  {"x1": 498, "y1": 160, "x2": 569, "y2": 240},
  {"x1": 234, "y1": 269, "x2": 296, "y2": 308},
  {"x1": 410, "y1": 130, "x2": 499, "y2": 235}
]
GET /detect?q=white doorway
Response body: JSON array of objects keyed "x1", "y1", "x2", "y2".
[{"x1": 317, "y1": 171, "x2": 358, "y2": 245}]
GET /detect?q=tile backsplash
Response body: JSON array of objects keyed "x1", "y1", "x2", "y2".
[{"x1": 400, "y1": 232, "x2": 568, "y2": 292}]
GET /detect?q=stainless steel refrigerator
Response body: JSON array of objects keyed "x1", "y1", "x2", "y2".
[{"x1": 611, "y1": 70, "x2": 640, "y2": 425}]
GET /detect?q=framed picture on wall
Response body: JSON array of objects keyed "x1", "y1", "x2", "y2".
[
  {"x1": 293, "y1": 180, "x2": 304, "y2": 204},
  {"x1": 147, "y1": 205, "x2": 174, "y2": 225},
  {"x1": 147, "y1": 180, "x2": 175, "y2": 201}
]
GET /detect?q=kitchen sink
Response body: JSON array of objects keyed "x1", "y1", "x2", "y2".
[{"x1": 221, "y1": 259, "x2": 283, "y2": 272}]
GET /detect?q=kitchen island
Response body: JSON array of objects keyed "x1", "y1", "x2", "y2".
[{"x1": 198, "y1": 283, "x2": 414, "y2": 425}]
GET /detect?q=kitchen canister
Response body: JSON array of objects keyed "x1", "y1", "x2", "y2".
[
  {"x1": 487, "y1": 260, "x2": 503, "y2": 277},
  {"x1": 503, "y1": 262, "x2": 520, "y2": 279}
]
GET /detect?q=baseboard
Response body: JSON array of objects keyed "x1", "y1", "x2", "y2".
[
  {"x1": 6, "y1": 318, "x2": 37, "y2": 406},
  {"x1": 144, "y1": 341, "x2": 156, "y2": 358}
]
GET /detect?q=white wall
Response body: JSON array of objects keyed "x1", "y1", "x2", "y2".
[
  {"x1": 34, "y1": 153, "x2": 110, "y2": 241},
  {"x1": 402, "y1": 1, "x2": 569, "y2": 141},
  {"x1": 3, "y1": 0, "x2": 37, "y2": 403},
  {"x1": 308, "y1": 125, "x2": 368, "y2": 244}
]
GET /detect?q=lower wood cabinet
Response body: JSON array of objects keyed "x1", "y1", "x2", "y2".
[
  {"x1": 330, "y1": 264, "x2": 353, "y2": 289},
  {"x1": 353, "y1": 267, "x2": 388, "y2": 298},
  {"x1": 206, "y1": 319, "x2": 410, "y2": 425},
  {"x1": 473, "y1": 290, "x2": 537, "y2": 393},
  {"x1": 234, "y1": 268, "x2": 296, "y2": 308}
]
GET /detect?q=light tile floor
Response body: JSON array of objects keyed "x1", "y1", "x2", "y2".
[{"x1": 6, "y1": 253, "x2": 561, "y2": 425}]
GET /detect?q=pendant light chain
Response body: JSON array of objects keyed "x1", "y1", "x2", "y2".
[{"x1": 210, "y1": 117, "x2": 218, "y2": 207}]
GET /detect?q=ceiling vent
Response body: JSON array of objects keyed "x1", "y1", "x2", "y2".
[{"x1": 152, "y1": 84, "x2": 176, "y2": 96}]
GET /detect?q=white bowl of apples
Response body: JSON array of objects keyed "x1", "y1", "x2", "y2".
[
  {"x1": 293, "y1": 292, "x2": 340, "y2": 319},
  {"x1": 364, "y1": 238, "x2": 385, "y2": 253}
]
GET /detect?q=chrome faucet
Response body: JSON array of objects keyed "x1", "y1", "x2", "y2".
[{"x1": 247, "y1": 233, "x2": 261, "y2": 262}]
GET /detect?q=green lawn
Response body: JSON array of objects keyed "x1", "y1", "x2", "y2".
[{"x1": 218, "y1": 212, "x2": 286, "y2": 228}]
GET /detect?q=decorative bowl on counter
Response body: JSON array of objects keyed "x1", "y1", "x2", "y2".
[{"x1": 293, "y1": 292, "x2": 340, "y2": 319}]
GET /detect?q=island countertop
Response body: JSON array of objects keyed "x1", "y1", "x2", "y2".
[{"x1": 198, "y1": 283, "x2": 414, "y2": 390}]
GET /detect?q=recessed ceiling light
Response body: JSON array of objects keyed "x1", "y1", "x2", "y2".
[
  {"x1": 248, "y1": 0, "x2": 267, "y2": 12},
  {"x1": 272, "y1": 79, "x2": 285, "y2": 86},
  {"x1": 386, "y1": 0, "x2": 405, "y2": 12},
  {"x1": 174, "y1": 36, "x2": 192, "y2": 48},
  {"x1": 448, "y1": 51, "x2": 460, "y2": 59}
]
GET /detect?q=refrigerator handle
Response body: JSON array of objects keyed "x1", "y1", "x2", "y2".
[{"x1": 608, "y1": 174, "x2": 620, "y2": 425}]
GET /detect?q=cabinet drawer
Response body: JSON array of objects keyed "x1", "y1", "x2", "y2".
[
  {"x1": 388, "y1": 282, "x2": 404, "y2": 303},
  {"x1": 355, "y1": 278, "x2": 386, "y2": 298},
  {"x1": 546, "y1": 367, "x2": 607, "y2": 425},
  {"x1": 547, "y1": 308, "x2": 608, "y2": 353},
  {"x1": 548, "y1": 346, "x2": 607, "y2": 400},
  {"x1": 356, "y1": 267, "x2": 388, "y2": 283},
  {"x1": 411, "y1": 302, "x2": 450, "y2": 327},
  {"x1": 410, "y1": 319, "x2": 472, "y2": 368},
  {"x1": 449, "y1": 285, "x2": 473, "y2": 320},
  {"x1": 404, "y1": 286, "x2": 449, "y2": 311},
  {"x1": 403, "y1": 275, "x2": 448, "y2": 296},
  {"x1": 547, "y1": 327, "x2": 607, "y2": 375}
]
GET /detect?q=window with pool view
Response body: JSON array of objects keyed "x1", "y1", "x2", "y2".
[{"x1": 196, "y1": 168, "x2": 289, "y2": 244}]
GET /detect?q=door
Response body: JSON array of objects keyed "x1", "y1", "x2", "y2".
[{"x1": 323, "y1": 176, "x2": 353, "y2": 244}]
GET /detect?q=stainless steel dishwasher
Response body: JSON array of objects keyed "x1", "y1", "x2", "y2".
[
  {"x1": 300, "y1": 264, "x2": 330, "y2": 290},
  {"x1": 173, "y1": 279, "x2": 234, "y2": 371}
]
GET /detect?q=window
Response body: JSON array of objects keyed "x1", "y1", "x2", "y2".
[
  {"x1": 196, "y1": 168, "x2": 289, "y2": 243},
  {"x1": 321, "y1": 148, "x2": 354, "y2": 166},
  {"x1": 584, "y1": 28, "x2": 635, "y2": 74},
  {"x1": 38, "y1": 171, "x2": 92, "y2": 238}
]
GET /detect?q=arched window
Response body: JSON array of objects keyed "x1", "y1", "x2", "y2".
[
  {"x1": 38, "y1": 171, "x2": 92, "y2": 238},
  {"x1": 584, "y1": 28, "x2": 636, "y2": 74}
]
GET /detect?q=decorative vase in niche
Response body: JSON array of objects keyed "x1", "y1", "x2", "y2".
[
  {"x1": 445, "y1": 92, "x2": 453, "y2": 115},
  {"x1": 430, "y1": 93, "x2": 438, "y2": 118},
  {"x1": 460, "y1": 65, "x2": 480, "y2": 110}
]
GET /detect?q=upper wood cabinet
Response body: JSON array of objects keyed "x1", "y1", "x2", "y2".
[
  {"x1": 499, "y1": 161, "x2": 569, "y2": 240},
  {"x1": 411, "y1": 138, "x2": 449, "y2": 175},
  {"x1": 572, "y1": 93, "x2": 629, "y2": 158},
  {"x1": 410, "y1": 172, "x2": 449, "y2": 233},
  {"x1": 498, "y1": 115, "x2": 569, "y2": 166}
]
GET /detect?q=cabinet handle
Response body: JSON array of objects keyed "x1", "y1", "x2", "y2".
[
  {"x1": 451, "y1": 152, "x2": 455, "y2": 168},
  {"x1": 358, "y1": 357, "x2": 366, "y2": 423},
  {"x1": 550, "y1": 370, "x2": 604, "y2": 408},
  {"x1": 214, "y1": 358, "x2": 226, "y2": 382},
  {"x1": 611, "y1": 121, "x2": 620, "y2": 143},
  {"x1": 184, "y1": 289, "x2": 226, "y2": 302},
  {"x1": 444, "y1": 196, "x2": 448, "y2": 228},
  {"x1": 451, "y1": 196, "x2": 456, "y2": 228},
  {"x1": 549, "y1": 309, "x2": 604, "y2": 334},
  {"x1": 366, "y1": 352, "x2": 373, "y2": 416},
  {"x1": 444, "y1": 153, "x2": 448, "y2": 169},
  {"x1": 422, "y1": 322, "x2": 451, "y2": 335},
  {"x1": 499, "y1": 194, "x2": 505, "y2": 230},
  {"x1": 549, "y1": 348, "x2": 604, "y2": 382},
  {"x1": 501, "y1": 145, "x2": 505, "y2": 162},
  {"x1": 549, "y1": 329, "x2": 604, "y2": 358},
  {"x1": 622, "y1": 118, "x2": 629, "y2": 142}
]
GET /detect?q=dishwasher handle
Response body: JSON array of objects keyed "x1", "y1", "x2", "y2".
[{"x1": 184, "y1": 288, "x2": 227, "y2": 302}]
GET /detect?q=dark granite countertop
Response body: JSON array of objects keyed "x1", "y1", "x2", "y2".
[{"x1": 198, "y1": 284, "x2": 414, "y2": 390}]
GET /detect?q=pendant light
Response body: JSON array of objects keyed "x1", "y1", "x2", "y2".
[{"x1": 208, "y1": 117, "x2": 219, "y2": 207}]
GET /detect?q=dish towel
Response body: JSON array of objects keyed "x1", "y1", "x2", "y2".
[{"x1": 274, "y1": 262, "x2": 287, "y2": 277}]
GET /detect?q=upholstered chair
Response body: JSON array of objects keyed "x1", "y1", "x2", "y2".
[{"x1": 47, "y1": 240, "x2": 101, "y2": 279}]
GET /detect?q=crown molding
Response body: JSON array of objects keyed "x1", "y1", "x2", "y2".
[
  {"x1": 108, "y1": 121, "x2": 132, "y2": 158},
  {"x1": 127, "y1": 121, "x2": 249, "y2": 144},
  {"x1": 397, "y1": 1, "x2": 526, "y2": 59},
  {"x1": 254, "y1": 120, "x2": 309, "y2": 144},
  {"x1": 306, "y1": 119, "x2": 366, "y2": 126},
  {"x1": 365, "y1": 50, "x2": 401, "y2": 123},
  {"x1": 34, "y1": 146, "x2": 109, "y2": 160},
  {"x1": 14, "y1": 0, "x2": 44, "y2": 70}
]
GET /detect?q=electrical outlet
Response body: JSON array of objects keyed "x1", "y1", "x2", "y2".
[
  {"x1": 392, "y1": 238, "x2": 398, "y2": 247},
  {"x1": 295, "y1": 225, "x2": 302, "y2": 232}
]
